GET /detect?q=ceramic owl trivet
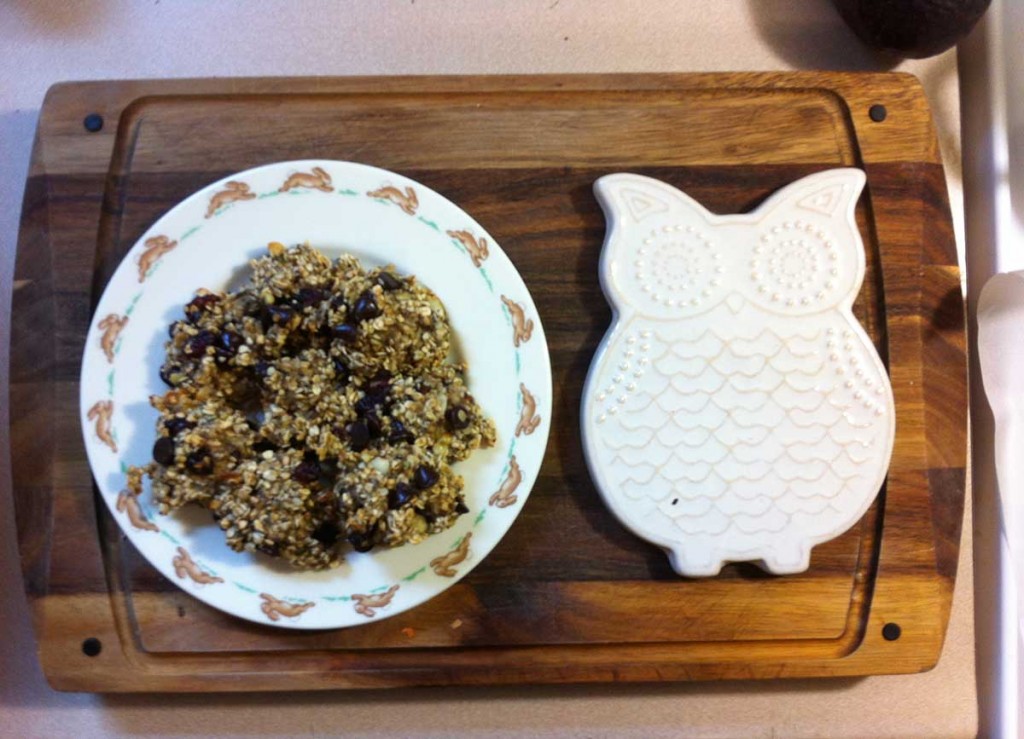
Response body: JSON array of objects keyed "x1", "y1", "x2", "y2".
[{"x1": 581, "y1": 169, "x2": 895, "y2": 577}]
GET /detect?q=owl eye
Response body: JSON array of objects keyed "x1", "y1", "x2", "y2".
[
  {"x1": 749, "y1": 221, "x2": 839, "y2": 309},
  {"x1": 632, "y1": 224, "x2": 723, "y2": 311}
]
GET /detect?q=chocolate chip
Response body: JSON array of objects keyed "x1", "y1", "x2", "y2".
[
  {"x1": 152, "y1": 436, "x2": 176, "y2": 466},
  {"x1": 455, "y1": 500, "x2": 470, "y2": 515},
  {"x1": 185, "y1": 448, "x2": 214, "y2": 475},
  {"x1": 352, "y1": 289, "x2": 381, "y2": 322},
  {"x1": 347, "y1": 532, "x2": 375, "y2": 553},
  {"x1": 292, "y1": 459, "x2": 320, "y2": 485},
  {"x1": 387, "y1": 483, "x2": 415, "y2": 509},
  {"x1": 388, "y1": 420, "x2": 414, "y2": 444},
  {"x1": 445, "y1": 404, "x2": 471, "y2": 431},
  {"x1": 413, "y1": 465, "x2": 439, "y2": 490},
  {"x1": 184, "y1": 293, "x2": 221, "y2": 323},
  {"x1": 168, "y1": 320, "x2": 184, "y2": 338},
  {"x1": 331, "y1": 322, "x2": 358, "y2": 344},
  {"x1": 377, "y1": 271, "x2": 402, "y2": 291},
  {"x1": 347, "y1": 420, "x2": 370, "y2": 452},
  {"x1": 164, "y1": 417, "x2": 194, "y2": 437}
]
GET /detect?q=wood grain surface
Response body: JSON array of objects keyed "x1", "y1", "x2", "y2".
[{"x1": 10, "y1": 73, "x2": 965, "y2": 691}]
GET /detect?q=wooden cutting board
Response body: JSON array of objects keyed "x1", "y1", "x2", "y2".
[{"x1": 11, "y1": 73, "x2": 965, "y2": 691}]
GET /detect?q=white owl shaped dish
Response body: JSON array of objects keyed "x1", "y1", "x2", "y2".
[{"x1": 581, "y1": 169, "x2": 895, "y2": 577}]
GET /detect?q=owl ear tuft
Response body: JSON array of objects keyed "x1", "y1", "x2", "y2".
[
  {"x1": 757, "y1": 168, "x2": 866, "y2": 222},
  {"x1": 594, "y1": 174, "x2": 710, "y2": 225}
]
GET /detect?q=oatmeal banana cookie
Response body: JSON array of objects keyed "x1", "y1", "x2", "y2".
[{"x1": 129, "y1": 243, "x2": 496, "y2": 570}]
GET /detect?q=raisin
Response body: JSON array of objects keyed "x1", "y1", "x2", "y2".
[
  {"x1": 164, "y1": 417, "x2": 194, "y2": 436},
  {"x1": 364, "y1": 410, "x2": 383, "y2": 439},
  {"x1": 244, "y1": 408, "x2": 266, "y2": 431},
  {"x1": 152, "y1": 436, "x2": 176, "y2": 466},
  {"x1": 184, "y1": 293, "x2": 221, "y2": 322},
  {"x1": 254, "y1": 360, "x2": 271, "y2": 379},
  {"x1": 317, "y1": 457, "x2": 339, "y2": 487},
  {"x1": 296, "y1": 287, "x2": 325, "y2": 308},
  {"x1": 413, "y1": 465, "x2": 439, "y2": 490},
  {"x1": 445, "y1": 404, "x2": 471, "y2": 431},
  {"x1": 366, "y1": 370, "x2": 392, "y2": 397},
  {"x1": 347, "y1": 532, "x2": 375, "y2": 553},
  {"x1": 168, "y1": 320, "x2": 185, "y2": 338},
  {"x1": 253, "y1": 438, "x2": 277, "y2": 453},
  {"x1": 387, "y1": 483, "x2": 415, "y2": 509},
  {"x1": 332, "y1": 357, "x2": 350, "y2": 385},
  {"x1": 159, "y1": 364, "x2": 185, "y2": 387},
  {"x1": 256, "y1": 540, "x2": 280, "y2": 556},
  {"x1": 331, "y1": 322, "x2": 358, "y2": 344},
  {"x1": 312, "y1": 521, "x2": 339, "y2": 546},
  {"x1": 312, "y1": 488, "x2": 340, "y2": 519},
  {"x1": 346, "y1": 420, "x2": 370, "y2": 452},
  {"x1": 292, "y1": 459, "x2": 320, "y2": 485},
  {"x1": 216, "y1": 330, "x2": 244, "y2": 359},
  {"x1": 185, "y1": 448, "x2": 214, "y2": 475},
  {"x1": 355, "y1": 394, "x2": 379, "y2": 416},
  {"x1": 264, "y1": 304, "x2": 295, "y2": 326},
  {"x1": 183, "y1": 330, "x2": 216, "y2": 358},
  {"x1": 352, "y1": 289, "x2": 381, "y2": 322},
  {"x1": 229, "y1": 377, "x2": 261, "y2": 408},
  {"x1": 377, "y1": 271, "x2": 402, "y2": 291}
]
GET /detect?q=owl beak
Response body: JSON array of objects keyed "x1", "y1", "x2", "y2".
[{"x1": 725, "y1": 294, "x2": 746, "y2": 313}]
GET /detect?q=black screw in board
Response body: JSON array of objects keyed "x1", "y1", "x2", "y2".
[
  {"x1": 83, "y1": 113, "x2": 104, "y2": 133},
  {"x1": 81, "y1": 637, "x2": 102, "y2": 656},
  {"x1": 882, "y1": 622, "x2": 901, "y2": 641},
  {"x1": 868, "y1": 104, "x2": 887, "y2": 123}
]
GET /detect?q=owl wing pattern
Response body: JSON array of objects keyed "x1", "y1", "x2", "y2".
[{"x1": 587, "y1": 305, "x2": 891, "y2": 577}]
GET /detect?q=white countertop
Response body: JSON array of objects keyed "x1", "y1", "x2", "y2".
[{"x1": 0, "y1": 1, "x2": 978, "y2": 736}]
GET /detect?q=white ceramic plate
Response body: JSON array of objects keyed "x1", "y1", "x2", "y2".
[{"x1": 80, "y1": 160, "x2": 551, "y2": 629}]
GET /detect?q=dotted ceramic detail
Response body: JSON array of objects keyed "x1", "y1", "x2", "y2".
[
  {"x1": 583, "y1": 169, "x2": 895, "y2": 577},
  {"x1": 751, "y1": 222, "x2": 836, "y2": 309}
]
